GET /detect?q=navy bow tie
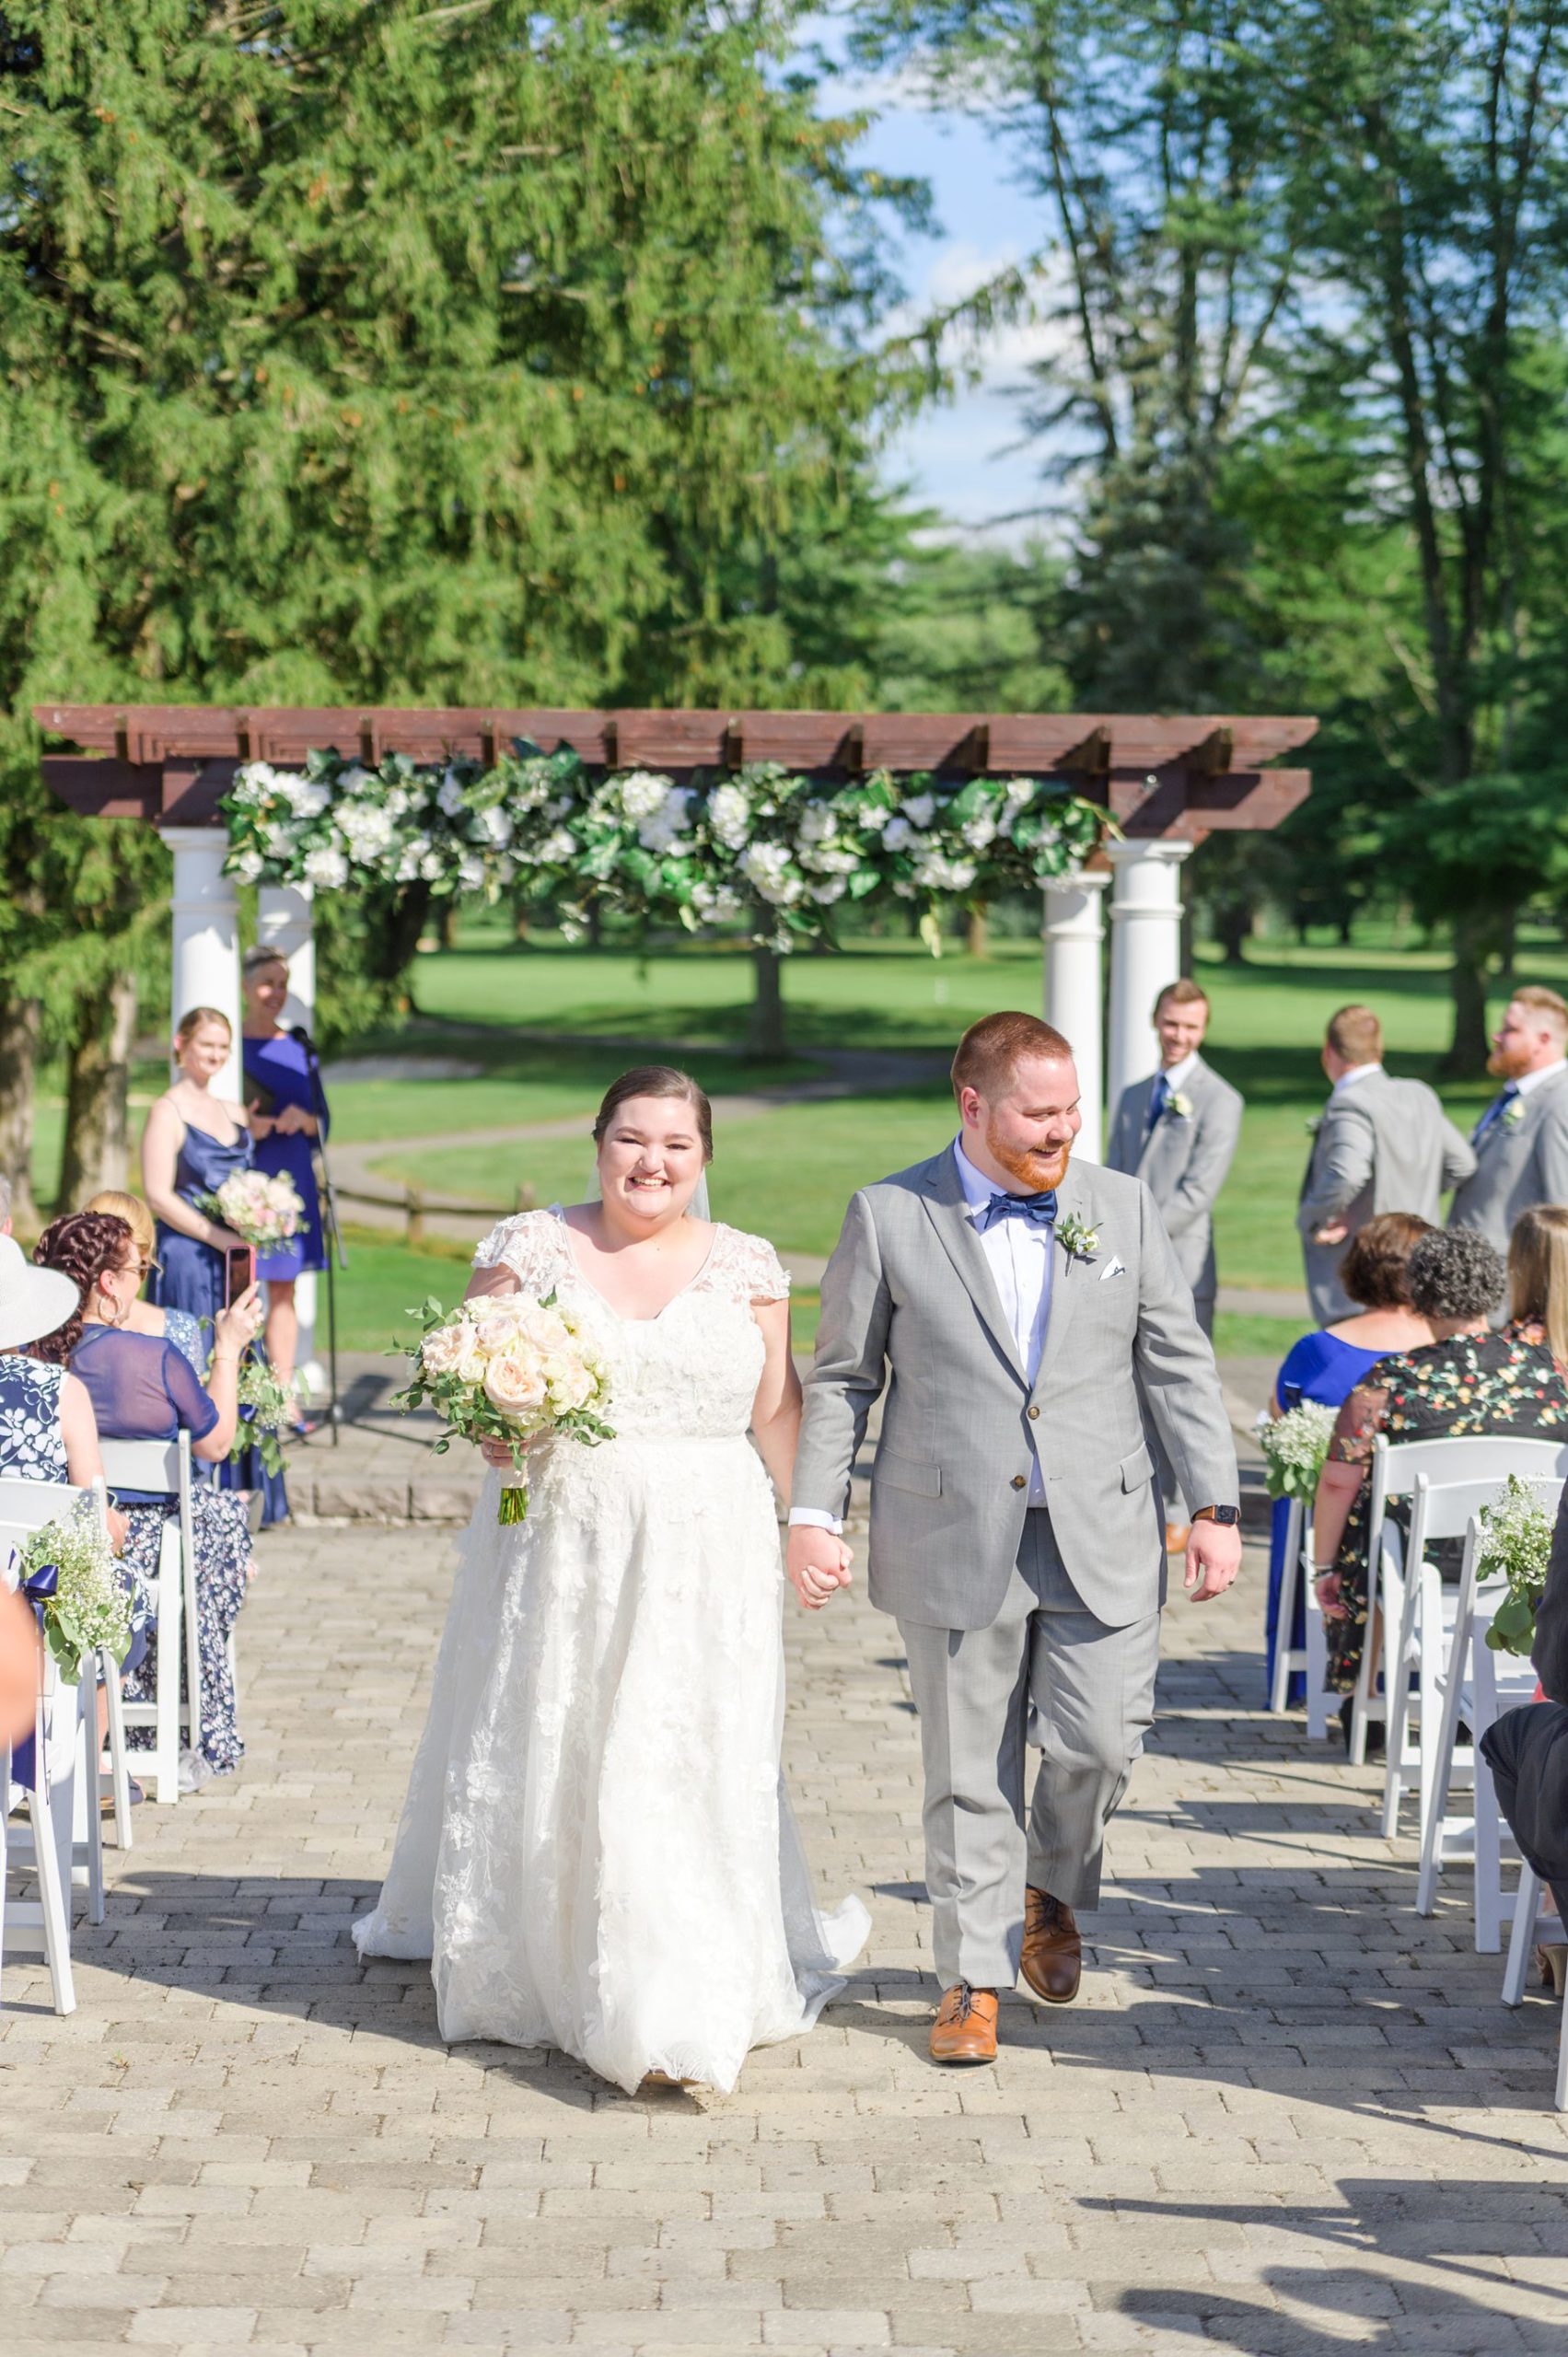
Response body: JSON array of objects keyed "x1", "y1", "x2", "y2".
[
  {"x1": 977, "y1": 1188, "x2": 1058, "y2": 1232},
  {"x1": 1473, "y1": 1081, "x2": 1521, "y2": 1146}
]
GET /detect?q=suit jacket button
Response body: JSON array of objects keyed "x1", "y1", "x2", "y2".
[
  {"x1": 1028, "y1": 1406, "x2": 1040, "y2": 1421},
  {"x1": 1010, "y1": 1474, "x2": 1028, "y2": 1491}
]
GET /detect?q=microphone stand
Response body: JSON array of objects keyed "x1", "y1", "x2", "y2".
[{"x1": 293, "y1": 1026, "x2": 346, "y2": 1448}]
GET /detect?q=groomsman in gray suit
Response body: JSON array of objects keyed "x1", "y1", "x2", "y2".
[
  {"x1": 788, "y1": 1012, "x2": 1240, "y2": 2066},
  {"x1": 1298, "y1": 1003, "x2": 1476, "y2": 1324},
  {"x1": 1449, "y1": 985, "x2": 1568, "y2": 1255},
  {"x1": 1108, "y1": 977, "x2": 1243, "y2": 1549}
]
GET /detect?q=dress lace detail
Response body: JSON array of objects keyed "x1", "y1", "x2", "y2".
[{"x1": 356, "y1": 1206, "x2": 862, "y2": 2094}]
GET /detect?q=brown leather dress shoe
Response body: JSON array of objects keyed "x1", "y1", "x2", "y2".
[
  {"x1": 929, "y1": 1982, "x2": 999, "y2": 2064},
  {"x1": 1020, "y1": 1887, "x2": 1082, "y2": 2003}
]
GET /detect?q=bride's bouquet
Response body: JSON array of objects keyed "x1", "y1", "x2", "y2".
[
  {"x1": 393, "y1": 1291, "x2": 614, "y2": 1523},
  {"x1": 197, "y1": 1169, "x2": 306, "y2": 1251}
]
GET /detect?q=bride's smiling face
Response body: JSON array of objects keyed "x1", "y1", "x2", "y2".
[{"x1": 595, "y1": 1096, "x2": 708, "y2": 1229}]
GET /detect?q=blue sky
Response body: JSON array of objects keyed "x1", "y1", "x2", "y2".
[{"x1": 806, "y1": 27, "x2": 1064, "y2": 537}]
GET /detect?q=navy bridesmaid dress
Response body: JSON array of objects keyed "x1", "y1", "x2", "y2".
[{"x1": 148, "y1": 1118, "x2": 289, "y2": 1527}]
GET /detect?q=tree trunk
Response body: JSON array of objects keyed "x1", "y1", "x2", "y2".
[
  {"x1": 58, "y1": 971, "x2": 138, "y2": 1208},
  {"x1": 512, "y1": 898, "x2": 530, "y2": 944},
  {"x1": 1498, "y1": 905, "x2": 1517, "y2": 983},
  {"x1": 1441, "y1": 910, "x2": 1494, "y2": 1078},
  {"x1": 438, "y1": 900, "x2": 459, "y2": 952},
  {"x1": 1215, "y1": 898, "x2": 1253, "y2": 964},
  {"x1": 748, "y1": 942, "x2": 787, "y2": 1061},
  {"x1": 966, "y1": 901, "x2": 990, "y2": 960},
  {"x1": 0, "y1": 997, "x2": 40, "y2": 1231}
]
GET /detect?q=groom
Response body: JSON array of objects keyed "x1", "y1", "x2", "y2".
[{"x1": 788, "y1": 1011, "x2": 1241, "y2": 2064}]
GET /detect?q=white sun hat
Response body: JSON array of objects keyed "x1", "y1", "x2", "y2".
[{"x1": 0, "y1": 1234, "x2": 80, "y2": 1355}]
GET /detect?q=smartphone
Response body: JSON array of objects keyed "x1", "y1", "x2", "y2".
[{"x1": 225, "y1": 1245, "x2": 255, "y2": 1306}]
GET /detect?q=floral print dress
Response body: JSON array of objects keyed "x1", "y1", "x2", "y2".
[{"x1": 1324, "y1": 1320, "x2": 1568, "y2": 1691}]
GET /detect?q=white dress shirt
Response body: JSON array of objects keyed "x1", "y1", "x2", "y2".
[
  {"x1": 1161, "y1": 1050, "x2": 1200, "y2": 1092},
  {"x1": 1330, "y1": 1060, "x2": 1383, "y2": 1097},
  {"x1": 788, "y1": 1137, "x2": 1055, "y2": 1531},
  {"x1": 1516, "y1": 1058, "x2": 1568, "y2": 1097}
]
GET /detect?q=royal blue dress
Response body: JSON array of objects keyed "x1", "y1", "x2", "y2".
[
  {"x1": 147, "y1": 1115, "x2": 289, "y2": 1528},
  {"x1": 241, "y1": 1031, "x2": 328, "y2": 1280},
  {"x1": 1265, "y1": 1329, "x2": 1385, "y2": 1703}
]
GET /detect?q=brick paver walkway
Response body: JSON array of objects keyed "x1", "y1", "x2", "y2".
[{"x1": 6, "y1": 1515, "x2": 1568, "y2": 2354}]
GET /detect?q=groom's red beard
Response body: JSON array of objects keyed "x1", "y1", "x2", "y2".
[
  {"x1": 984, "y1": 1121, "x2": 1073, "y2": 1194},
  {"x1": 1489, "y1": 1042, "x2": 1536, "y2": 1080}
]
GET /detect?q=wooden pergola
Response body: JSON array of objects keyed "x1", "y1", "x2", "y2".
[
  {"x1": 35, "y1": 700, "x2": 1316, "y2": 1156},
  {"x1": 36, "y1": 701, "x2": 1314, "y2": 840}
]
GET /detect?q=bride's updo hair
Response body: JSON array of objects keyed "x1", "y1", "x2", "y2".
[{"x1": 592, "y1": 1066, "x2": 714, "y2": 1163}]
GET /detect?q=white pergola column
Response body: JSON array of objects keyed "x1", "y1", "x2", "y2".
[
  {"x1": 256, "y1": 883, "x2": 322, "y2": 1390},
  {"x1": 1106, "y1": 840, "x2": 1193, "y2": 1114},
  {"x1": 256, "y1": 880, "x2": 316, "y2": 1030},
  {"x1": 163, "y1": 826, "x2": 241, "y2": 1100},
  {"x1": 1042, "y1": 869, "x2": 1109, "y2": 1162}
]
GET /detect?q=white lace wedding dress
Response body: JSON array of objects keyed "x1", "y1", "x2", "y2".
[{"x1": 354, "y1": 1207, "x2": 868, "y2": 2093}]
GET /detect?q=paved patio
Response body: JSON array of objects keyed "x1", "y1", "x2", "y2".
[{"x1": 6, "y1": 1495, "x2": 1568, "y2": 2353}]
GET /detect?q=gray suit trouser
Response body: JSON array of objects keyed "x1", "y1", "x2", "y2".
[{"x1": 898, "y1": 1510, "x2": 1161, "y2": 1991}]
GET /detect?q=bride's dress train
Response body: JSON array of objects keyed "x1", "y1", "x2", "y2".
[{"x1": 354, "y1": 1209, "x2": 867, "y2": 2094}]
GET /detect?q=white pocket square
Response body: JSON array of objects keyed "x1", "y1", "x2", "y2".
[{"x1": 1099, "y1": 1258, "x2": 1127, "y2": 1282}]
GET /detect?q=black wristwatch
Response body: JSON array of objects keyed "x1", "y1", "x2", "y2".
[{"x1": 1191, "y1": 1504, "x2": 1241, "y2": 1527}]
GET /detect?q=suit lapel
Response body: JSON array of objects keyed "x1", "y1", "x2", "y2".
[
  {"x1": 1030, "y1": 1159, "x2": 1090, "y2": 1404},
  {"x1": 919, "y1": 1151, "x2": 1027, "y2": 1387}
]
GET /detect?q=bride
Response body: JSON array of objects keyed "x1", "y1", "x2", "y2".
[{"x1": 354, "y1": 1063, "x2": 867, "y2": 2092}]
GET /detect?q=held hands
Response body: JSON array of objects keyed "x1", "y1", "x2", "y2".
[
  {"x1": 214, "y1": 1283, "x2": 263, "y2": 1358},
  {"x1": 1183, "y1": 1515, "x2": 1243, "y2": 1604},
  {"x1": 1311, "y1": 1218, "x2": 1350, "y2": 1247},
  {"x1": 786, "y1": 1525, "x2": 854, "y2": 1612},
  {"x1": 273, "y1": 1104, "x2": 315, "y2": 1137}
]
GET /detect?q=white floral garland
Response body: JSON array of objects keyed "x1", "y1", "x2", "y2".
[{"x1": 223, "y1": 746, "x2": 1109, "y2": 951}]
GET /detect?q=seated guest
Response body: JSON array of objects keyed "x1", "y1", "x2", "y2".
[
  {"x1": 1313, "y1": 1225, "x2": 1568, "y2": 1708},
  {"x1": 1481, "y1": 1469, "x2": 1568, "y2": 1996},
  {"x1": 83, "y1": 1189, "x2": 205, "y2": 1372},
  {"x1": 33, "y1": 1213, "x2": 263, "y2": 1789},
  {"x1": 1264, "y1": 1214, "x2": 1434, "y2": 1704}
]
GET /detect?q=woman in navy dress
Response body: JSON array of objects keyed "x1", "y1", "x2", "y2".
[
  {"x1": 1263, "y1": 1214, "x2": 1434, "y2": 1705},
  {"x1": 33, "y1": 1212, "x2": 263, "y2": 1784},
  {"x1": 239, "y1": 946, "x2": 328, "y2": 1433},
  {"x1": 140, "y1": 1005, "x2": 288, "y2": 1526}
]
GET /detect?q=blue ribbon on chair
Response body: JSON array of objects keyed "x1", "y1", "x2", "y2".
[{"x1": 7, "y1": 1561, "x2": 59, "y2": 1794}]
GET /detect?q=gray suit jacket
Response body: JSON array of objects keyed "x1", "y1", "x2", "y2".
[
  {"x1": 1297, "y1": 1070, "x2": 1476, "y2": 1323},
  {"x1": 1106, "y1": 1055, "x2": 1244, "y2": 1307},
  {"x1": 1449, "y1": 1066, "x2": 1568, "y2": 1257},
  {"x1": 792, "y1": 1149, "x2": 1239, "y2": 1631}
]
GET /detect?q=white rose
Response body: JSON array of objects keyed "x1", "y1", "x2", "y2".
[
  {"x1": 281, "y1": 774, "x2": 331, "y2": 819},
  {"x1": 961, "y1": 814, "x2": 998, "y2": 850},
  {"x1": 419, "y1": 849, "x2": 445, "y2": 881},
  {"x1": 912, "y1": 850, "x2": 978, "y2": 893},
  {"x1": 339, "y1": 765, "x2": 370, "y2": 790},
  {"x1": 617, "y1": 770, "x2": 671, "y2": 822},
  {"x1": 227, "y1": 847, "x2": 265, "y2": 884},
  {"x1": 707, "y1": 784, "x2": 750, "y2": 850},
  {"x1": 420, "y1": 1322, "x2": 471, "y2": 1374},
  {"x1": 740, "y1": 842, "x2": 801, "y2": 906},
  {"x1": 472, "y1": 805, "x2": 512, "y2": 847},
  {"x1": 484, "y1": 1353, "x2": 548, "y2": 1417},
  {"x1": 902, "y1": 792, "x2": 937, "y2": 829},
  {"x1": 798, "y1": 804, "x2": 837, "y2": 846},
  {"x1": 539, "y1": 828, "x2": 576, "y2": 863},
  {"x1": 472, "y1": 1304, "x2": 527, "y2": 1353},
  {"x1": 882, "y1": 817, "x2": 922, "y2": 853},
  {"x1": 457, "y1": 853, "x2": 486, "y2": 892},
  {"x1": 303, "y1": 845, "x2": 350, "y2": 889},
  {"x1": 807, "y1": 878, "x2": 847, "y2": 905},
  {"x1": 545, "y1": 1357, "x2": 595, "y2": 1411}
]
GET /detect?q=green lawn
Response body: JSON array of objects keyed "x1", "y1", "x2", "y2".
[
  {"x1": 38, "y1": 921, "x2": 1547, "y2": 1344},
  {"x1": 340, "y1": 924, "x2": 1530, "y2": 1292}
]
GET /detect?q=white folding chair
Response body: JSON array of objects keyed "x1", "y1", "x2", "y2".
[
  {"x1": 3, "y1": 1710, "x2": 76, "y2": 2017},
  {"x1": 1502, "y1": 1862, "x2": 1568, "y2": 2110},
  {"x1": 1270, "y1": 1496, "x2": 1335, "y2": 1736},
  {"x1": 1415, "y1": 1525, "x2": 1541, "y2": 1947},
  {"x1": 1350, "y1": 1436, "x2": 1568, "y2": 1765},
  {"x1": 99, "y1": 1434, "x2": 198, "y2": 1805},
  {"x1": 0, "y1": 1483, "x2": 115, "y2": 1914},
  {"x1": 1381, "y1": 1473, "x2": 1564, "y2": 1842}
]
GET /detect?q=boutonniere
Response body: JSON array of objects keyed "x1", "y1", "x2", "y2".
[
  {"x1": 1167, "y1": 1089, "x2": 1194, "y2": 1120},
  {"x1": 1306, "y1": 1115, "x2": 1322, "y2": 1137},
  {"x1": 1504, "y1": 1096, "x2": 1527, "y2": 1127},
  {"x1": 1056, "y1": 1211, "x2": 1100, "y2": 1262}
]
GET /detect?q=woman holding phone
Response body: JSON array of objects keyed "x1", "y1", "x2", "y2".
[{"x1": 140, "y1": 1006, "x2": 288, "y2": 1525}]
